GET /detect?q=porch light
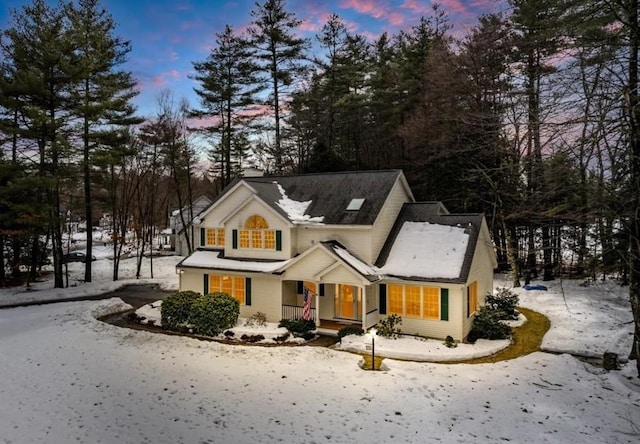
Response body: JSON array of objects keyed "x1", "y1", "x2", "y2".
[{"x1": 369, "y1": 328, "x2": 377, "y2": 371}]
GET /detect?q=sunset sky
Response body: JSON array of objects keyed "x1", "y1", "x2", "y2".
[{"x1": 1, "y1": 0, "x2": 508, "y2": 117}]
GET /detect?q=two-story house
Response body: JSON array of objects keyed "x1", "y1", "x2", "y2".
[{"x1": 176, "y1": 170, "x2": 497, "y2": 341}]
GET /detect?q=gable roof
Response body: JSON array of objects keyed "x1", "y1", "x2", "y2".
[
  {"x1": 275, "y1": 240, "x2": 380, "y2": 284},
  {"x1": 375, "y1": 202, "x2": 486, "y2": 284},
  {"x1": 217, "y1": 170, "x2": 409, "y2": 226}
]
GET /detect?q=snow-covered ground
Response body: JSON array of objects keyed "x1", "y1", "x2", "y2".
[{"x1": 0, "y1": 260, "x2": 639, "y2": 443}]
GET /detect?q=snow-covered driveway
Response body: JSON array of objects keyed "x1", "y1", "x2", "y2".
[{"x1": 0, "y1": 298, "x2": 639, "y2": 444}]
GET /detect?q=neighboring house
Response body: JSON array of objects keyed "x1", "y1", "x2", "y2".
[
  {"x1": 176, "y1": 170, "x2": 497, "y2": 341},
  {"x1": 165, "y1": 195, "x2": 213, "y2": 255}
]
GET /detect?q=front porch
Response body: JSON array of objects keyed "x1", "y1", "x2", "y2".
[{"x1": 281, "y1": 305, "x2": 363, "y2": 336}]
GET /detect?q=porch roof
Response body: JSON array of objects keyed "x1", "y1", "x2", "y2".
[{"x1": 177, "y1": 250, "x2": 290, "y2": 274}]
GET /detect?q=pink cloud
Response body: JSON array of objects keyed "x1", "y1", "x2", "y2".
[
  {"x1": 399, "y1": 0, "x2": 431, "y2": 15},
  {"x1": 388, "y1": 12, "x2": 405, "y2": 26},
  {"x1": 299, "y1": 19, "x2": 320, "y2": 33},
  {"x1": 437, "y1": 0, "x2": 471, "y2": 15},
  {"x1": 340, "y1": 0, "x2": 388, "y2": 19},
  {"x1": 151, "y1": 70, "x2": 182, "y2": 88}
]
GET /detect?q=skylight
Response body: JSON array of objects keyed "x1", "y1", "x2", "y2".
[{"x1": 346, "y1": 198, "x2": 365, "y2": 211}]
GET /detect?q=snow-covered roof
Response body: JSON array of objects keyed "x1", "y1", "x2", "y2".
[
  {"x1": 324, "y1": 242, "x2": 379, "y2": 277},
  {"x1": 379, "y1": 222, "x2": 470, "y2": 281},
  {"x1": 178, "y1": 250, "x2": 289, "y2": 273},
  {"x1": 274, "y1": 182, "x2": 324, "y2": 225}
]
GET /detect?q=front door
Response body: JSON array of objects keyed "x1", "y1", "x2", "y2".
[{"x1": 334, "y1": 284, "x2": 362, "y2": 320}]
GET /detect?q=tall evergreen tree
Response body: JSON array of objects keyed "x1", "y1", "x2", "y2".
[
  {"x1": 192, "y1": 24, "x2": 261, "y2": 187},
  {"x1": 65, "y1": 0, "x2": 139, "y2": 283},
  {"x1": 249, "y1": 0, "x2": 309, "y2": 173},
  {"x1": 2, "y1": 0, "x2": 77, "y2": 288}
]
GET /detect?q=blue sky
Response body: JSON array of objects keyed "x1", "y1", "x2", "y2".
[{"x1": 1, "y1": 0, "x2": 507, "y2": 118}]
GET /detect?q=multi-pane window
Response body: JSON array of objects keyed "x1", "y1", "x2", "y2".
[
  {"x1": 209, "y1": 274, "x2": 246, "y2": 305},
  {"x1": 405, "y1": 286, "x2": 421, "y2": 317},
  {"x1": 467, "y1": 281, "x2": 478, "y2": 317},
  {"x1": 239, "y1": 215, "x2": 276, "y2": 250},
  {"x1": 422, "y1": 287, "x2": 440, "y2": 319},
  {"x1": 388, "y1": 284, "x2": 404, "y2": 315},
  {"x1": 388, "y1": 284, "x2": 441, "y2": 319},
  {"x1": 206, "y1": 228, "x2": 225, "y2": 247}
]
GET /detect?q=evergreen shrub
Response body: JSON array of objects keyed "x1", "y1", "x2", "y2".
[
  {"x1": 190, "y1": 292, "x2": 240, "y2": 337},
  {"x1": 337, "y1": 326, "x2": 364, "y2": 341},
  {"x1": 467, "y1": 306, "x2": 512, "y2": 342},
  {"x1": 376, "y1": 314, "x2": 402, "y2": 339},
  {"x1": 278, "y1": 318, "x2": 316, "y2": 337},
  {"x1": 160, "y1": 290, "x2": 201, "y2": 329},
  {"x1": 486, "y1": 287, "x2": 520, "y2": 320}
]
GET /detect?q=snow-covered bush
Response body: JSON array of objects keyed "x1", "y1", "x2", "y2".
[
  {"x1": 467, "y1": 307, "x2": 512, "y2": 342},
  {"x1": 278, "y1": 318, "x2": 315, "y2": 339},
  {"x1": 244, "y1": 311, "x2": 267, "y2": 327},
  {"x1": 486, "y1": 287, "x2": 519, "y2": 320},
  {"x1": 337, "y1": 326, "x2": 364, "y2": 342},
  {"x1": 376, "y1": 314, "x2": 402, "y2": 339}
]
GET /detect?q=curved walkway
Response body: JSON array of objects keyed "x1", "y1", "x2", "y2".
[{"x1": 452, "y1": 307, "x2": 550, "y2": 364}]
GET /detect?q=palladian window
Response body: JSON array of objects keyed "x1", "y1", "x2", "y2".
[{"x1": 236, "y1": 215, "x2": 279, "y2": 250}]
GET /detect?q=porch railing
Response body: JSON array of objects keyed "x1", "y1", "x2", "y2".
[{"x1": 282, "y1": 304, "x2": 316, "y2": 320}]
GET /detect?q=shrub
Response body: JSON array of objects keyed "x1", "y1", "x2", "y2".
[
  {"x1": 467, "y1": 306, "x2": 512, "y2": 342},
  {"x1": 444, "y1": 335, "x2": 457, "y2": 348},
  {"x1": 278, "y1": 318, "x2": 316, "y2": 338},
  {"x1": 160, "y1": 290, "x2": 201, "y2": 329},
  {"x1": 273, "y1": 332, "x2": 290, "y2": 342},
  {"x1": 244, "y1": 311, "x2": 268, "y2": 327},
  {"x1": 376, "y1": 314, "x2": 402, "y2": 339},
  {"x1": 337, "y1": 326, "x2": 365, "y2": 342},
  {"x1": 486, "y1": 287, "x2": 519, "y2": 320},
  {"x1": 240, "y1": 334, "x2": 265, "y2": 343},
  {"x1": 190, "y1": 292, "x2": 240, "y2": 337}
]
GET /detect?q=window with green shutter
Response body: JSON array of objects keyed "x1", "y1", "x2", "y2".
[
  {"x1": 440, "y1": 288, "x2": 449, "y2": 321},
  {"x1": 200, "y1": 228, "x2": 205, "y2": 247},
  {"x1": 245, "y1": 278, "x2": 251, "y2": 306},
  {"x1": 232, "y1": 229, "x2": 238, "y2": 249},
  {"x1": 379, "y1": 284, "x2": 387, "y2": 315},
  {"x1": 275, "y1": 230, "x2": 282, "y2": 251}
]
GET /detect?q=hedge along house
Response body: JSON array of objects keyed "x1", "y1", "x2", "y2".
[{"x1": 176, "y1": 170, "x2": 497, "y2": 341}]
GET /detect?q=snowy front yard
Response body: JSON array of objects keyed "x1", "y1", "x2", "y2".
[{"x1": 0, "y1": 258, "x2": 639, "y2": 443}]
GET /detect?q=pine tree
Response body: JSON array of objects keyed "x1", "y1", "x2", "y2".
[
  {"x1": 192, "y1": 24, "x2": 261, "y2": 187},
  {"x1": 2, "y1": 0, "x2": 77, "y2": 288},
  {"x1": 65, "y1": 0, "x2": 139, "y2": 283},
  {"x1": 249, "y1": 0, "x2": 309, "y2": 173}
]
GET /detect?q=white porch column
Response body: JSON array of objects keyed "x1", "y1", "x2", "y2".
[
  {"x1": 361, "y1": 284, "x2": 367, "y2": 329},
  {"x1": 315, "y1": 290, "x2": 320, "y2": 327}
]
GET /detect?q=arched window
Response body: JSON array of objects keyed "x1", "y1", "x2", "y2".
[
  {"x1": 245, "y1": 215, "x2": 269, "y2": 229},
  {"x1": 239, "y1": 214, "x2": 276, "y2": 249}
]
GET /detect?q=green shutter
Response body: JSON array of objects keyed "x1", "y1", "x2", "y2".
[
  {"x1": 319, "y1": 284, "x2": 325, "y2": 296},
  {"x1": 379, "y1": 284, "x2": 387, "y2": 315},
  {"x1": 245, "y1": 277, "x2": 251, "y2": 306},
  {"x1": 275, "y1": 230, "x2": 282, "y2": 251},
  {"x1": 232, "y1": 229, "x2": 238, "y2": 249},
  {"x1": 440, "y1": 288, "x2": 449, "y2": 321},
  {"x1": 203, "y1": 273, "x2": 209, "y2": 295},
  {"x1": 297, "y1": 281, "x2": 303, "y2": 294},
  {"x1": 200, "y1": 228, "x2": 205, "y2": 247}
]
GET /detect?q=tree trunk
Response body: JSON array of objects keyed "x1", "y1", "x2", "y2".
[
  {"x1": 542, "y1": 224, "x2": 554, "y2": 281},
  {"x1": 506, "y1": 220, "x2": 521, "y2": 288},
  {"x1": 83, "y1": 93, "x2": 93, "y2": 283},
  {"x1": 626, "y1": 0, "x2": 640, "y2": 375}
]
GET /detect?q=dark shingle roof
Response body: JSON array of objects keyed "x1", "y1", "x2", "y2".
[
  {"x1": 375, "y1": 202, "x2": 485, "y2": 283},
  {"x1": 242, "y1": 170, "x2": 405, "y2": 225}
]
